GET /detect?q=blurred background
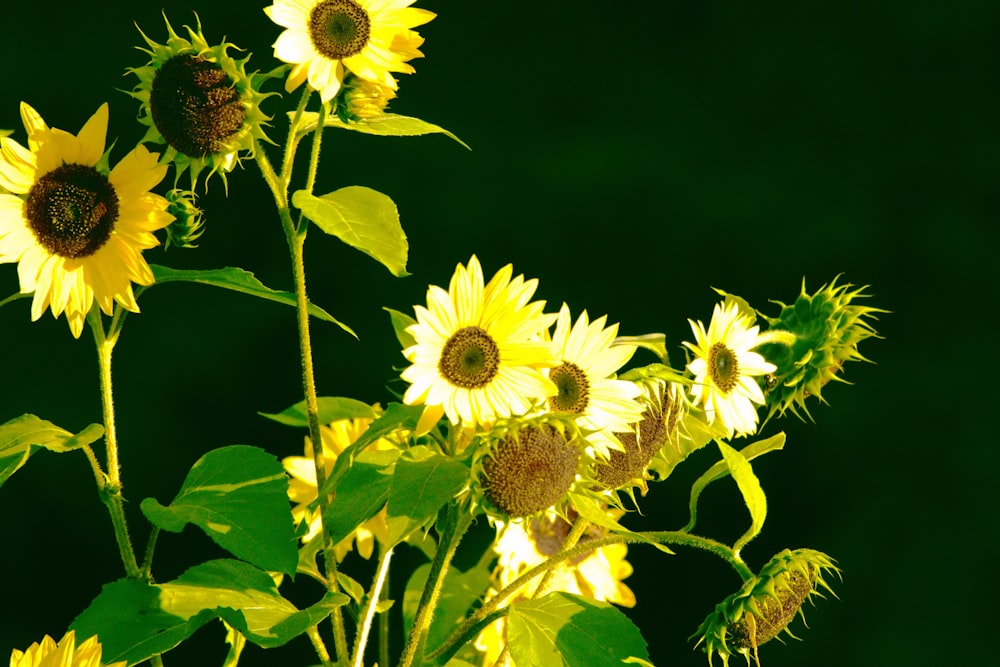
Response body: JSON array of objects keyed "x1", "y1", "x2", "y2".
[{"x1": 1, "y1": 1, "x2": 996, "y2": 665}]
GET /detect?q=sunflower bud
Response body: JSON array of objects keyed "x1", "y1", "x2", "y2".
[
  {"x1": 163, "y1": 188, "x2": 205, "y2": 249},
  {"x1": 759, "y1": 278, "x2": 884, "y2": 419},
  {"x1": 477, "y1": 418, "x2": 583, "y2": 518},
  {"x1": 334, "y1": 75, "x2": 398, "y2": 122},
  {"x1": 693, "y1": 548, "x2": 839, "y2": 666}
]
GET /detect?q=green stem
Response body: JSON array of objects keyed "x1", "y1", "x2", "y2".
[
  {"x1": 530, "y1": 516, "x2": 589, "y2": 599},
  {"x1": 351, "y1": 546, "x2": 394, "y2": 667},
  {"x1": 430, "y1": 529, "x2": 750, "y2": 663},
  {"x1": 307, "y1": 625, "x2": 332, "y2": 666},
  {"x1": 141, "y1": 526, "x2": 161, "y2": 581},
  {"x1": 399, "y1": 502, "x2": 471, "y2": 667},
  {"x1": 87, "y1": 307, "x2": 140, "y2": 579}
]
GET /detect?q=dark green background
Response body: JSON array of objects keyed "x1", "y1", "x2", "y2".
[{"x1": 1, "y1": 1, "x2": 996, "y2": 665}]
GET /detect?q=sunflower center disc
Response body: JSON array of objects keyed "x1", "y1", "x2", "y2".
[
  {"x1": 709, "y1": 342, "x2": 739, "y2": 393},
  {"x1": 439, "y1": 326, "x2": 500, "y2": 389},
  {"x1": 548, "y1": 362, "x2": 590, "y2": 413},
  {"x1": 310, "y1": 0, "x2": 371, "y2": 59},
  {"x1": 26, "y1": 164, "x2": 119, "y2": 258},
  {"x1": 150, "y1": 54, "x2": 246, "y2": 157}
]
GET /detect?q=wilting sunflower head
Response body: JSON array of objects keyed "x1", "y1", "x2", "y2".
[
  {"x1": 473, "y1": 415, "x2": 587, "y2": 520},
  {"x1": 128, "y1": 14, "x2": 273, "y2": 189},
  {"x1": 593, "y1": 378, "x2": 686, "y2": 494},
  {"x1": 693, "y1": 548, "x2": 840, "y2": 666},
  {"x1": 9, "y1": 630, "x2": 126, "y2": 667},
  {"x1": 0, "y1": 102, "x2": 173, "y2": 338},
  {"x1": 759, "y1": 278, "x2": 884, "y2": 421},
  {"x1": 265, "y1": 0, "x2": 435, "y2": 103}
]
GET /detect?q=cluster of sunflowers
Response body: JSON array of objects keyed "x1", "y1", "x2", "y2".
[{"x1": 0, "y1": 1, "x2": 883, "y2": 666}]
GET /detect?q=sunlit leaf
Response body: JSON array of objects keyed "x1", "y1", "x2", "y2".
[
  {"x1": 385, "y1": 307, "x2": 417, "y2": 349},
  {"x1": 403, "y1": 559, "x2": 493, "y2": 652},
  {"x1": 0, "y1": 415, "x2": 103, "y2": 488},
  {"x1": 147, "y1": 265, "x2": 354, "y2": 337},
  {"x1": 322, "y1": 449, "x2": 398, "y2": 545},
  {"x1": 295, "y1": 111, "x2": 470, "y2": 149},
  {"x1": 258, "y1": 396, "x2": 377, "y2": 428},
  {"x1": 507, "y1": 592, "x2": 650, "y2": 667},
  {"x1": 293, "y1": 187, "x2": 408, "y2": 277},
  {"x1": 385, "y1": 447, "x2": 469, "y2": 546},
  {"x1": 717, "y1": 440, "x2": 768, "y2": 555},
  {"x1": 140, "y1": 445, "x2": 298, "y2": 575}
]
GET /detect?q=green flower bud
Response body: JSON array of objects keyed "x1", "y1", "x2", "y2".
[{"x1": 163, "y1": 188, "x2": 205, "y2": 249}]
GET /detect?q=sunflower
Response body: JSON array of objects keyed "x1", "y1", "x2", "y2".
[
  {"x1": 128, "y1": 15, "x2": 272, "y2": 188},
  {"x1": 0, "y1": 103, "x2": 173, "y2": 338},
  {"x1": 264, "y1": 0, "x2": 435, "y2": 102},
  {"x1": 546, "y1": 304, "x2": 644, "y2": 460},
  {"x1": 283, "y1": 412, "x2": 397, "y2": 561},
  {"x1": 9, "y1": 630, "x2": 126, "y2": 667},
  {"x1": 401, "y1": 256, "x2": 558, "y2": 432},
  {"x1": 475, "y1": 509, "x2": 635, "y2": 665},
  {"x1": 683, "y1": 301, "x2": 777, "y2": 438}
]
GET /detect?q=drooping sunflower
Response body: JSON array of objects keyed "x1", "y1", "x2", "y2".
[
  {"x1": 683, "y1": 301, "x2": 777, "y2": 438},
  {"x1": 283, "y1": 411, "x2": 398, "y2": 561},
  {"x1": 128, "y1": 15, "x2": 272, "y2": 188},
  {"x1": 401, "y1": 256, "x2": 558, "y2": 432},
  {"x1": 546, "y1": 304, "x2": 644, "y2": 460},
  {"x1": 9, "y1": 630, "x2": 126, "y2": 667},
  {"x1": 475, "y1": 508, "x2": 636, "y2": 665},
  {"x1": 0, "y1": 103, "x2": 173, "y2": 338},
  {"x1": 264, "y1": 0, "x2": 435, "y2": 102}
]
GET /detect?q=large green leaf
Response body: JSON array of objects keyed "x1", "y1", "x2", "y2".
[
  {"x1": 295, "y1": 111, "x2": 469, "y2": 149},
  {"x1": 322, "y1": 449, "x2": 398, "y2": 546},
  {"x1": 140, "y1": 445, "x2": 298, "y2": 575},
  {"x1": 403, "y1": 560, "x2": 493, "y2": 653},
  {"x1": 385, "y1": 447, "x2": 469, "y2": 546},
  {"x1": 71, "y1": 559, "x2": 347, "y2": 665},
  {"x1": 293, "y1": 187, "x2": 408, "y2": 277},
  {"x1": 506, "y1": 592, "x2": 650, "y2": 667},
  {"x1": 0, "y1": 415, "x2": 103, "y2": 488},
  {"x1": 717, "y1": 440, "x2": 768, "y2": 555},
  {"x1": 258, "y1": 396, "x2": 376, "y2": 428},
  {"x1": 147, "y1": 265, "x2": 354, "y2": 337},
  {"x1": 684, "y1": 432, "x2": 785, "y2": 533}
]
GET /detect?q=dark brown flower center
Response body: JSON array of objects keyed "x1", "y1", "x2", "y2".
[
  {"x1": 26, "y1": 164, "x2": 118, "y2": 258},
  {"x1": 438, "y1": 326, "x2": 500, "y2": 389},
  {"x1": 481, "y1": 425, "x2": 580, "y2": 517},
  {"x1": 309, "y1": 0, "x2": 371, "y2": 60},
  {"x1": 150, "y1": 54, "x2": 246, "y2": 157},
  {"x1": 708, "y1": 342, "x2": 739, "y2": 393},
  {"x1": 548, "y1": 362, "x2": 590, "y2": 413}
]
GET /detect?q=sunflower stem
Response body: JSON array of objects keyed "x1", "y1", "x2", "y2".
[
  {"x1": 87, "y1": 307, "x2": 141, "y2": 579},
  {"x1": 399, "y1": 500, "x2": 471, "y2": 667},
  {"x1": 529, "y1": 516, "x2": 589, "y2": 599},
  {"x1": 351, "y1": 545, "x2": 394, "y2": 667},
  {"x1": 307, "y1": 625, "x2": 332, "y2": 666}
]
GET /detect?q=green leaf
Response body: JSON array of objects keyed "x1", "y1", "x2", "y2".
[
  {"x1": 385, "y1": 447, "x2": 469, "y2": 546},
  {"x1": 293, "y1": 187, "x2": 409, "y2": 277},
  {"x1": 71, "y1": 559, "x2": 348, "y2": 664},
  {"x1": 148, "y1": 265, "x2": 355, "y2": 337},
  {"x1": 322, "y1": 449, "x2": 398, "y2": 545},
  {"x1": 568, "y1": 493, "x2": 673, "y2": 555},
  {"x1": 507, "y1": 592, "x2": 650, "y2": 667},
  {"x1": 258, "y1": 396, "x2": 377, "y2": 428},
  {"x1": 318, "y1": 402, "x2": 423, "y2": 501},
  {"x1": 297, "y1": 111, "x2": 470, "y2": 149},
  {"x1": 403, "y1": 560, "x2": 493, "y2": 652},
  {"x1": 684, "y1": 432, "x2": 785, "y2": 533},
  {"x1": 0, "y1": 415, "x2": 104, "y2": 488},
  {"x1": 614, "y1": 334, "x2": 669, "y2": 364},
  {"x1": 385, "y1": 307, "x2": 417, "y2": 349},
  {"x1": 140, "y1": 445, "x2": 298, "y2": 575},
  {"x1": 717, "y1": 440, "x2": 768, "y2": 556}
]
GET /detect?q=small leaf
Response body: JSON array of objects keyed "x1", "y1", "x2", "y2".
[
  {"x1": 71, "y1": 560, "x2": 348, "y2": 664},
  {"x1": 568, "y1": 493, "x2": 673, "y2": 555},
  {"x1": 385, "y1": 447, "x2": 469, "y2": 546},
  {"x1": 0, "y1": 415, "x2": 104, "y2": 488},
  {"x1": 258, "y1": 397, "x2": 376, "y2": 428},
  {"x1": 140, "y1": 445, "x2": 298, "y2": 575},
  {"x1": 295, "y1": 111, "x2": 470, "y2": 149},
  {"x1": 506, "y1": 592, "x2": 650, "y2": 667},
  {"x1": 148, "y1": 265, "x2": 355, "y2": 337},
  {"x1": 384, "y1": 307, "x2": 417, "y2": 349},
  {"x1": 685, "y1": 432, "x2": 785, "y2": 533},
  {"x1": 614, "y1": 333, "x2": 669, "y2": 364},
  {"x1": 293, "y1": 188, "x2": 408, "y2": 277},
  {"x1": 717, "y1": 440, "x2": 768, "y2": 555}
]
